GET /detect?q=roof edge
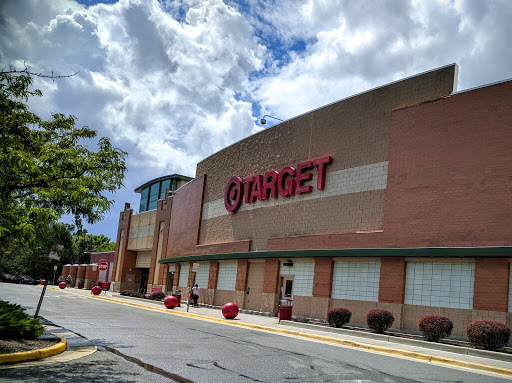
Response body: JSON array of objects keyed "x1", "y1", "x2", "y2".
[{"x1": 159, "y1": 246, "x2": 512, "y2": 263}]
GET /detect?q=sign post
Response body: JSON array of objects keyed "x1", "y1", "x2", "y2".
[
  {"x1": 34, "y1": 280, "x2": 48, "y2": 318},
  {"x1": 187, "y1": 263, "x2": 200, "y2": 312},
  {"x1": 52, "y1": 265, "x2": 58, "y2": 286},
  {"x1": 98, "y1": 259, "x2": 109, "y2": 294},
  {"x1": 91, "y1": 264, "x2": 97, "y2": 289}
]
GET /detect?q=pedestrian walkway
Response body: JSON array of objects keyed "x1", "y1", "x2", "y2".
[{"x1": 6, "y1": 285, "x2": 512, "y2": 379}]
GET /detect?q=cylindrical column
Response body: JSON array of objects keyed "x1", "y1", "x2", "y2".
[
  {"x1": 76, "y1": 264, "x2": 87, "y2": 288},
  {"x1": 69, "y1": 264, "x2": 79, "y2": 287},
  {"x1": 61, "y1": 264, "x2": 71, "y2": 280},
  {"x1": 84, "y1": 264, "x2": 96, "y2": 289}
]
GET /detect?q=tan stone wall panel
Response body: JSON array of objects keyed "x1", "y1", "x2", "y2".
[
  {"x1": 199, "y1": 190, "x2": 385, "y2": 250},
  {"x1": 197, "y1": 65, "x2": 457, "y2": 205},
  {"x1": 214, "y1": 290, "x2": 236, "y2": 306},
  {"x1": 244, "y1": 261, "x2": 265, "y2": 311}
]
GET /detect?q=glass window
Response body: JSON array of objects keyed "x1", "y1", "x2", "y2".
[
  {"x1": 284, "y1": 280, "x2": 293, "y2": 297},
  {"x1": 139, "y1": 187, "x2": 149, "y2": 213},
  {"x1": 160, "y1": 179, "x2": 171, "y2": 199},
  {"x1": 149, "y1": 192, "x2": 158, "y2": 203},
  {"x1": 148, "y1": 200, "x2": 158, "y2": 210},
  {"x1": 149, "y1": 182, "x2": 160, "y2": 197}
]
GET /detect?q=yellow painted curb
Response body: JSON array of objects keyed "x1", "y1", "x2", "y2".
[
  {"x1": 46, "y1": 287, "x2": 512, "y2": 378},
  {"x1": 0, "y1": 330, "x2": 67, "y2": 365}
]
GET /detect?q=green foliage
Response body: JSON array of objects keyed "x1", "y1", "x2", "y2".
[
  {"x1": 2, "y1": 222, "x2": 74, "y2": 279},
  {"x1": 1, "y1": 222, "x2": 115, "y2": 279},
  {"x1": 0, "y1": 300, "x2": 45, "y2": 339},
  {"x1": 72, "y1": 232, "x2": 116, "y2": 264},
  {"x1": 0, "y1": 71, "x2": 127, "y2": 245}
]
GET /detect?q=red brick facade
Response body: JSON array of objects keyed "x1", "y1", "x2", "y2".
[
  {"x1": 109, "y1": 66, "x2": 512, "y2": 335},
  {"x1": 262, "y1": 259, "x2": 280, "y2": 294},
  {"x1": 312, "y1": 258, "x2": 333, "y2": 298},
  {"x1": 473, "y1": 258, "x2": 510, "y2": 312},
  {"x1": 378, "y1": 258, "x2": 406, "y2": 304},
  {"x1": 167, "y1": 176, "x2": 205, "y2": 258},
  {"x1": 386, "y1": 80, "x2": 512, "y2": 248}
]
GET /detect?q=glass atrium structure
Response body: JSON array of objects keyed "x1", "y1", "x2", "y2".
[{"x1": 135, "y1": 174, "x2": 193, "y2": 213}]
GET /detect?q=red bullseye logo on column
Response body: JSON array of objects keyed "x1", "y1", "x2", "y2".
[{"x1": 224, "y1": 176, "x2": 243, "y2": 213}]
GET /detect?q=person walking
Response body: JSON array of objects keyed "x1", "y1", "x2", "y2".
[
  {"x1": 192, "y1": 284, "x2": 200, "y2": 307},
  {"x1": 66, "y1": 275, "x2": 72, "y2": 286}
]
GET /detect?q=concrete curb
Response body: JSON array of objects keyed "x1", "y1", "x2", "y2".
[
  {"x1": 280, "y1": 320, "x2": 512, "y2": 363},
  {"x1": 45, "y1": 287, "x2": 512, "y2": 378},
  {"x1": 0, "y1": 330, "x2": 67, "y2": 365}
]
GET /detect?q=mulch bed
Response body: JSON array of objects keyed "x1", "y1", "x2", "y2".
[
  {"x1": 313, "y1": 322, "x2": 512, "y2": 354},
  {"x1": 0, "y1": 339, "x2": 59, "y2": 354}
]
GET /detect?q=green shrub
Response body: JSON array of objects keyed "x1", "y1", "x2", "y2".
[
  {"x1": 0, "y1": 300, "x2": 44, "y2": 339},
  {"x1": 120, "y1": 290, "x2": 133, "y2": 296},
  {"x1": 129, "y1": 291, "x2": 143, "y2": 298},
  {"x1": 467, "y1": 320, "x2": 511, "y2": 351},
  {"x1": 149, "y1": 291, "x2": 165, "y2": 300},
  {"x1": 366, "y1": 309, "x2": 394, "y2": 334},
  {"x1": 327, "y1": 307, "x2": 352, "y2": 328},
  {"x1": 418, "y1": 315, "x2": 453, "y2": 342}
]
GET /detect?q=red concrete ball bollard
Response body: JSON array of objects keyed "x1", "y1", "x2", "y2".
[
  {"x1": 164, "y1": 295, "x2": 178, "y2": 309},
  {"x1": 91, "y1": 285, "x2": 102, "y2": 295},
  {"x1": 222, "y1": 302, "x2": 239, "y2": 319},
  {"x1": 40, "y1": 279, "x2": 46, "y2": 285},
  {"x1": 59, "y1": 282, "x2": 67, "y2": 289}
]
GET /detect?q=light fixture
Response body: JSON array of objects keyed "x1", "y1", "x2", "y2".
[{"x1": 260, "y1": 114, "x2": 284, "y2": 125}]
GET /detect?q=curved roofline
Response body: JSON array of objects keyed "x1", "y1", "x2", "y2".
[
  {"x1": 197, "y1": 63, "x2": 458, "y2": 168},
  {"x1": 134, "y1": 173, "x2": 194, "y2": 193}
]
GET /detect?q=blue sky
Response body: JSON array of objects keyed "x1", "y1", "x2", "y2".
[{"x1": 1, "y1": 0, "x2": 512, "y2": 240}]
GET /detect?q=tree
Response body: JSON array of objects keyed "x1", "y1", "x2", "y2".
[
  {"x1": 1, "y1": 222, "x2": 74, "y2": 279},
  {"x1": 0, "y1": 71, "x2": 127, "y2": 246},
  {"x1": 72, "y1": 231, "x2": 116, "y2": 264}
]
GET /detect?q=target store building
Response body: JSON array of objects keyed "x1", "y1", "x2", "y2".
[{"x1": 111, "y1": 64, "x2": 512, "y2": 335}]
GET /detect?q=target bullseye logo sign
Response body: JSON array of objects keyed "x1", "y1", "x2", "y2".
[
  {"x1": 224, "y1": 156, "x2": 332, "y2": 213},
  {"x1": 224, "y1": 176, "x2": 244, "y2": 212}
]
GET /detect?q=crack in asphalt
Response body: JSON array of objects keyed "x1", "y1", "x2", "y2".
[
  {"x1": 212, "y1": 361, "x2": 267, "y2": 382},
  {"x1": 189, "y1": 327, "x2": 311, "y2": 357},
  {"x1": 185, "y1": 363, "x2": 208, "y2": 370},
  {"x1": 104, "y1": 346, "x2": 194, "y2": 383}
]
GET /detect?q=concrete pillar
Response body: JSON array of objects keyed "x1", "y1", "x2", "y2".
[
  {"x1": 70, "y1": 265, "x2": 79, "y2": 287},
  {"x1": 76, "y1": 264, "x2": 87, "y2": 288}
]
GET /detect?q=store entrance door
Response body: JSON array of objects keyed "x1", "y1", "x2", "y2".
[
  {"x1": 244, "y1": 262, "x2": 264, "y2": 311},
  {"x1": 139, "y1": 268, "x2": 149, "y2": 294},
  {"x1": 280, "y1": 276, "x2": 294, "y2": 301}
]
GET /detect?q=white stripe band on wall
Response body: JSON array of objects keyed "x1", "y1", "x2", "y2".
[
  {"x1": 202, "y1": 161, "x2": 388, "y2": 220},
  {"x1": 129, "y1": 224, "x2": 155, "y2": 238}
]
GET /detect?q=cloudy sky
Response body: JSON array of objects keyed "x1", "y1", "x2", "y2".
[{"x1": 1, "y1": 0, "x2": 511, "y2": 240}]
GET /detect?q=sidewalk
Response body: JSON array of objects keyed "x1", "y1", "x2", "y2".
[
  {"x1": 11, "y1": 286, "x2": 512, "y2": 378},
  {"x1": 0, "y1": 321, "x2": 96, "y2": 369}
]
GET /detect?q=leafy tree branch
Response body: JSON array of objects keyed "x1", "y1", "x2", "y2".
[{"x1": 0, "y1": 71, "x2": 127, "y2": 245}]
